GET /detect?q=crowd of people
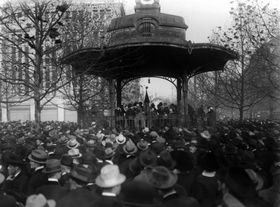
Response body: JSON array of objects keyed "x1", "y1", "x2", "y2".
[
  {"x1": 114, "y1": 102, "x2": 215, "y2": 130},
  {"x1": 0, "y1": 119, "x2": 279, "y2": 207}
]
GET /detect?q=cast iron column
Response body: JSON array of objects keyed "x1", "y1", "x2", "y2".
[
  {"x1": 182, "y1": 74, "x2": 190, "y2": 127},
  {"x1": 108, "y1": 78, "x2": 115, "y2": 128},
  {"x1": 116, "y1": 79, "x2": 122, "y2": 107},
  {"x1": 176, "y1": 78, "x2": 182, "y2": 126}
]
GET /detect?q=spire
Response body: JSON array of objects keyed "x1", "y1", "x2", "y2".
[{"x1": 144, "y1": 86, "x2": 150, "y2": 104}]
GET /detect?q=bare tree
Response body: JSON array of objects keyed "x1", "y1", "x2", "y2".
[
  {"x1": 58, "y1": 2, "x2": 142, "y2": 127},
  {"x1": 195, "y1": 0, "x2": 280, "y2": 121},
  {"x1": 0, "y1": 0, "x2": 70, "y2": 128}
]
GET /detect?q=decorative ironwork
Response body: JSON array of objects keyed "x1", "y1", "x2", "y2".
[
  {"x1": 156, "y1": 76, "x2": 177, "y2": 88},
  {"x1": 116, "y1": 76, "x2": 178, "y2": 89}
]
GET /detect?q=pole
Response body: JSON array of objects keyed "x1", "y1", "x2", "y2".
[
  {"x1": 108, "y1": 78, "x2": 115, "y2": 128},
  {"x1": 116, "y1": 78, "x2": 122, "y2": 107}
]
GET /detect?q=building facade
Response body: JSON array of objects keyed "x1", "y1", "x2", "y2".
[
  {"x1": 0, "y1": 0, "x2": 125, "y2": 122},
  {"x1": 245, "y1": 36, "x2": 280, "y2": 120}
]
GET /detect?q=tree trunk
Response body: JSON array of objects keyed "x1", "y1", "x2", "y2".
[
  {"x1": 34, "y1": 99, "x2": 41, "y2": 132},
  {"x1": 0, "y1": 80, "x2": 2, "y2": 122},
  {"x1": 34, "y1": 15, "x2": 43, "y2": 132},
  {"x1": 6, "y1": 102, "x2": 10, "y2": 122},
  {"x1": 193, "y1": 76, "x2": 197, "y2": 106},
  {"x1": 249, "y1": 107, "x2": 253, "y2": 120},
  {"x1": 214, "y1": 71, "x2": 218, "y2": 119},
  {"x1": 77, "y1": 108, "x2": 86, "y2": 128},
  {"x1": 77, "y1": 75, "x2": 86, "y2": 128},
  {"x1": 239, "y1": 23, "x2": 245, "y2": 122},
  {"x1": 239, "y1": 106, "x2": 243, "y2": 122},
  {"x1": 268, "y1": 99, "x2": 274, "y2": 120}
]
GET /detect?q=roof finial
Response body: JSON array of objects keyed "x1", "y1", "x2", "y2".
[{"x1": 135, "y1": 0, "x2": 160, "y2": 13}]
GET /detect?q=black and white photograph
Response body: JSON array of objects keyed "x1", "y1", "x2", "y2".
[{"x1": 0, "y1": 0, "x2": 279, "y2": 206}]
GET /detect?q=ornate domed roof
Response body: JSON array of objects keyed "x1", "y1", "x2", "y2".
[
  {"x1": 62, "y1": 0, "x2": 238, "y2": 80},
  {"x1": 107, "y1": 0, "x2": 188, "y2": 47}
]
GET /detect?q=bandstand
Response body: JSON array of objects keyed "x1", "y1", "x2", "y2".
[{"x1": 62, "y1": 0, "x2": 238, "y2": 128}]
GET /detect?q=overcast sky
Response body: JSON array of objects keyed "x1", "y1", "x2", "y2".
[
  {"x1": 124, "y1": 0, "x2": 233, "y2": 43},
  {"x1": 124, "y1": 0, "x2": 280, "y2": 42}
]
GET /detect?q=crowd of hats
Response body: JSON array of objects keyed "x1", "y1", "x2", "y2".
[
  {"x1": 0, "y1": 120, "x2": 279, "y2": 173},
  {"x1": 0, "y1": 119, "x2": 279, "y2": 206}
]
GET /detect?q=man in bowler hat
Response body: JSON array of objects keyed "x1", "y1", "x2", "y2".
[
  {"x1": 36, "y1": 159, "x2": 68, "y2": 201},
  {"x1": 1, "y1": 153, "x2": 29, "y2": 204},
  {"x1": 146, "y1": 166, "x2": 199, "y2": 207},
  {"x1": 57, "y1": 165, "x2": 98, "y2": 207},
  {"x1": 26, "y1": 149, "x2": 48, "y2": 195}
]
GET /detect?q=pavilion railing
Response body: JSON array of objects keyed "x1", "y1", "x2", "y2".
[{"x1": 100, "y1": 114, "x2": 179, "y2": 130}]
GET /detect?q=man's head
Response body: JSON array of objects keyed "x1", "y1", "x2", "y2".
[
  {"x1": 95, "y1": 164, "x2": 126, "y2": 195},
  {"x1": 28, "y1": 149, "x2": 48, "y2": 169},
  {"x1": 6, "y1": 153, "x2": 23, "y2": 176},
  {"x1": 7, "y1": 164, "x2": 20, "y2": 176},
  {"x1": 69, "y1": 165, "x2": 94, "y2": 190},
  {"x1": 145, "y1": 166, "x2": 178, "y2": 192},
  {"x1": 61, "y1": 155, "x2": 73, "y2": 174},
  {"x1": 43, "y1": 159, "x2": 62, "y2": 179}
]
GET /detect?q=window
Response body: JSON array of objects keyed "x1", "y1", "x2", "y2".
[{"x1": 136, "y1": 18, "x2": 158, "y2": 36}]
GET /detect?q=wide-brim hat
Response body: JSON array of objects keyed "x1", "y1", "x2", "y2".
[
  {"x1": 96, "y1": 164, "x2": 126, "y2": 188},
  {"x1": 58, "y1": 136, "x2": 69, "y2": 145},
  {"x1": 26, "y1": 194, "x2": 55, "y2": 207},
  {"x1": 150, "y1": 142, "x2": 166, "y2": 154},
  {"x1": 137, "y1": 139, "x2": 149, "y2": 151},
  {"x1": 200, "y1": 130, "x2": 211, "y2": 139},
  {"x1": 66, "y1": 139, "x2": 80, "y2": 149},
  {"x1": 150, "y1": 131, "x2": 159, "y2": 138},
  {"x1": 138, "y1": 150, "x2": 157, "y2": 168},
  {"x1": 48, "y1": 129, "x2": 58, "y2": 138},
  {"x1": 123, "y1": 139, "x2": 138, "y2": 155},
  {"x1": 156, "y1": 136, "x2": 166, "y2": 144},
  {"x1": 145, "y1": 166, "x2": 178, "y2": 189},
  {"x1": 28, "y1": 149, "x2": 48, "y2": 164},
  {"x1": 70, "y1": 165, "x2": 94, "y2": 183},
  {"x1": 116, "y1": 134, "x2": 126, "y2": 145},
  {"x1": 43, "y1": 159, "x2": 61, "y2": 174},
  {"x1": 68, "y1": 148, "x2": 82, "y2": 159},
  {"x1": 86, "y1": 140, "x2": 95, "y2": 148}
]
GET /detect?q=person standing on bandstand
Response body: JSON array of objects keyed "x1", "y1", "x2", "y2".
[
  {"x1": 197, "y1": 105, "x2": 206, "y2": 128},
  {"x1": 206, "y1": 107, "x2": 216, "y2": 128},
  {"x1": 125, "y1": 104, "x2": 136, "y2": 130}
]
